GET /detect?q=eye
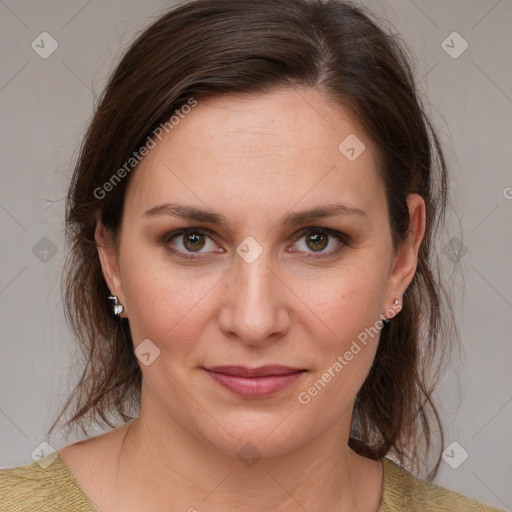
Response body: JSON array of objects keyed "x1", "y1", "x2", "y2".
[
  {"x1": 164, "y1": 228, "x2": 221, "y2": 259},
  {"x1": 289, "y1": 227, "x2": 347, "y2": 258},
  {"x1": 162, "y1": 226, "x2": 348, "y2": 260}
]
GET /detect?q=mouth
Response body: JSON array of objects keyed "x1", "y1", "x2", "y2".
[{"x1": 202, "y1": 365, "x2": 307, "y2": 399}]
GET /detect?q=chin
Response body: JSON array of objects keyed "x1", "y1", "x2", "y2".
[{"x1": 193, "y1": 410, "x2": 314, "y2": 462}]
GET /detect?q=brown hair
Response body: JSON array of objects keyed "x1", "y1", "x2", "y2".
[{"x1": 48, "y1": 0, "x2": 455, "y2": 478}]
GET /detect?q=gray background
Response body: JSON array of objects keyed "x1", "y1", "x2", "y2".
[{"x1": 0, "y1": 0, "x2": 510, "y2": 510}]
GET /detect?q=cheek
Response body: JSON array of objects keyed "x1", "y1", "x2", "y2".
[
  {"x1": 290, "y1": 256, "x2": 389, "y2": 404},
  {"x1": 297, "y1": 257, "x2": 389, "y2": 348},
  {"x1": 293, "y1": 294, "x2": 382, "y2": 418},
  {"x1": 118, "y1": 243, "x2": 220, "y2": 354}
]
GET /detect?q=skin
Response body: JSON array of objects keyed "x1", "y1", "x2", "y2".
[{"x1": 59, "y1": 87, "x2": 425, "y2": 512}]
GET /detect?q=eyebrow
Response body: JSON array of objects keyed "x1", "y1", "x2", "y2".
[{"x1": 142, "y1": 202, "x2": 366, "y2": 226}]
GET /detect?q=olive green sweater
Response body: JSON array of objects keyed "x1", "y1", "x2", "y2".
[{"x1": 0, "y1": 453, "x2": 504, "y2": 511}]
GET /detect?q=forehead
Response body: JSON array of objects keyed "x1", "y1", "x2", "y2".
[{"x1": 124, "y1": 88, "x2": 384, "y2": 223}]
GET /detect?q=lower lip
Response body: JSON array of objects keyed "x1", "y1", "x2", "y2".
[{"x1": 204, "y1": 370, "x2": 305, "y2": 399}]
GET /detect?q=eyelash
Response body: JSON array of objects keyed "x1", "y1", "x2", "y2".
[{"x1": 162, "y1": 227, "x2": 349, "y2": 260}]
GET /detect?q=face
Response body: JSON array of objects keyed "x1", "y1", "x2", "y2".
[{"x1": 97, "y1": 87, "x2": 424, "y2": 458}]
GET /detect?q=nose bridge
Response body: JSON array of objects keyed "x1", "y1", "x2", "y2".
[
  {"x1": 237, "y1": 244, "x2": 273, "y2": 302},
  {"x1": 219, "y1": 237, "x2": 288, "y2": 343}
]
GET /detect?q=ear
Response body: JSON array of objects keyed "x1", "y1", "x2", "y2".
[
  {"x1": 385, "y1": 193, "x2": 426, "y2": 309},
  {"x1": 95, "y1": 222, "x2": 127, "y2": 317}
]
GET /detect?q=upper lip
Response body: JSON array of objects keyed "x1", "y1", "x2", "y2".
[{"x1": 204, "y1": 365, "x2": 305, "y2": 377}]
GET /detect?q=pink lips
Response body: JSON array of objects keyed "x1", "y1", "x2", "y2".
[{"x1": 203, "y1": 365, "x2": 306, "y2": 398}]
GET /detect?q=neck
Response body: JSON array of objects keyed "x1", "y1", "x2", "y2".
[{"x1": 113, "y1": 399, "x2": 381, "y2": 511}]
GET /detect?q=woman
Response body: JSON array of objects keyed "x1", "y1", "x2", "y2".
[{"x1": 0, "y1": 0, "x2": 503, "y2": 510}]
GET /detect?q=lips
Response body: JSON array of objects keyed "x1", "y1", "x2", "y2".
[
  {"x1": 203, "y1": 365, "x2": 306, "y2": 398},
  {"x1": 206, "y1": 365, "x2": 303, "y2": 377}
]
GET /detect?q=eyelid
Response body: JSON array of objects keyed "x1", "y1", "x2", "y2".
[
  {"x1": 291, "y1": 226, "x2": 348, "y2": 243},
  {"x1": 163, "y1": 226, "x2": 216, "y2": 243}
]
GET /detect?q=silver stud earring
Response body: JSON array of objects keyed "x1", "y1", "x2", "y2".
[
  {"x1": 380, "y1": 298, "x2": 402, "y2": 323},
  {"x1": 108, "y1": 294, "x2": 124, "y2": 316}
]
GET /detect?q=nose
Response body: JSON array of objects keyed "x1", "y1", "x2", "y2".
[{"x1": 217, "y1": 245, "x2": 291, "y2": 346}]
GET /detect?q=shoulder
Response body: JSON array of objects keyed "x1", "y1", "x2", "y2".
[
  {"x1": 0, "y1": 453, "x2": 96, "y2": 512},
  {"x1": 379, "y1": 457, "x2": 504, "y2": 512}
]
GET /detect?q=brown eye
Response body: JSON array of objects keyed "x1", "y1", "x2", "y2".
[
  {"x1": 165, "y1": 228, "x2": 218, "y2": 258},
  {"x1": 305, "y1": 231, "x2": 329, "y2": 252},
  {"x1": 182, "y1": 232, "x2": 206, "y2": 252},
  {"x1": 291, "y1": 227, "x2": 347, "y2": 258}
]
